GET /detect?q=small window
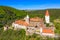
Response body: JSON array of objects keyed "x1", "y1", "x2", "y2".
[
  {"x1": 27, "y1": 28, "x2": 28, "y2": 30},
  {"x1": 35, "y1": 25, "x2": 37, "y2": 28}
]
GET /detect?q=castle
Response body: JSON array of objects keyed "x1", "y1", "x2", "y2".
[{"x1": 12, "y1": 10, "x2": 55, "y2": 37}]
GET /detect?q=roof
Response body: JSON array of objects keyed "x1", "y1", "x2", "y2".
[
  {"x1": 42, "y1": 28, "x2": 54, "y2": 34},
  {"x1": 29, "y1": 23, "x2": 37, "y2": 27},
  {"x1": 45, "y1": 10, "x2": 49, "y2": 16},
  {"x1": 30, "y1": 17, "x2": 43, "y2": 22},
  {"x1": 15, "y1": 20, "x2": 29, "y2": 26}
]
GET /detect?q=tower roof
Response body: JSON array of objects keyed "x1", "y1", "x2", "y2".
[{"x1": 45, "y1": 10, "x2": 49, "y2": 16}]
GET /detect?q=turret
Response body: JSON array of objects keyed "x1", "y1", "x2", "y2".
[
  {"x1": 24, "y1": 15, "x2": 29, "y2": 24},
  {"x1": 45, "y1": 10, "x2": 50, "y2": 23}
]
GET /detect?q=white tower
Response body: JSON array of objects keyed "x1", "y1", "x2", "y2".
[
  {"x1": 45, "y1": 10, "x2": 50, "y2": 23},
  {"x1": 24, "y1": 15, "x2": 29, "y2": 24}
]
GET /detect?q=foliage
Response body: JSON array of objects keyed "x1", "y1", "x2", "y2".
[
  {"x1": 0, "y1": 28, "x2": 26, "y2": 40},
  {"x1": 54, "y1": 22, "x2": 60, "y2": 34},
  {"x1": 0, "y1": 6, "x2": 26, "y2": 27},
  {"x1": 46, "y1": 23, "x2": 49, "y2": 27}
]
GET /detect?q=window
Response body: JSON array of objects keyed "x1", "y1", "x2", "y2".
[{"x1": 35, "y1": 25, "x2": 38, "y2": 28}]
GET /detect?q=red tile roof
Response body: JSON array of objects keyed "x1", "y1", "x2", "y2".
[
  {"x1": 15, "y1": 20, "x2": 29, "y2": 26},
  {"x1": 30, "y1": 17, "x2": 43, "y2": 22},
  {"x1": 42, "y1": 28, "x2": 54, "y2": 34},
  {"x1": 45, "y1": 10, "x2": 49, "y2": 16}
]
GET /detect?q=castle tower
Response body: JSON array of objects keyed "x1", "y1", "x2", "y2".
[
  {"x1": 24, "y1": 15, "x2": 29, "y2": 24},
  {"x1": 45, "y1": 10, "x2": 50, "y2": 23}
]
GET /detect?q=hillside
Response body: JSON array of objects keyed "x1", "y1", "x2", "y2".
[
  {"x1": 0, "y1": 6, "x2": 26, "y2": 27},
  {"x1": 0, "y1": 6, "x2": 60, "y2": 27}
]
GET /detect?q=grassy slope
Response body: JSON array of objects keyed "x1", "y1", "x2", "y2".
[{"x1": 0, "y1": 6, "x2": 27, "y2": 27}]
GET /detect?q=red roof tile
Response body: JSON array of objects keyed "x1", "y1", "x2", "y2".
[
  {"x1": 45, "y1": 10, "x2": 49, "y2": 16},
  {"x1": 30, "y1": 17, "x2": 43, "y2": 22},
  {"x1": 42, "y1": 28, "x2": 54, "y2": 34},
  {"x1": 15, "y1": 20, "x2": 29, "y2": 26}
]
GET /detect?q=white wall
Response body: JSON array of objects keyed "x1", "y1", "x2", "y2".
[
  {"x1": 12, "y1": 23, "x2": 26, "y2": 29},
  {"x1": 42, "y1": 33, "x2": 55, "y2": 37},
  {"x1": 45, "y1": 16, "x2": 50, "y2": 23},
  {"x1": 40, "y1": 27, "x2": 42, "y2": 33}
]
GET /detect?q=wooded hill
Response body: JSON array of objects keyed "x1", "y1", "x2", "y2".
[{"x1": 0, "y1": 6, "x2": 60, "y2": 27}]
